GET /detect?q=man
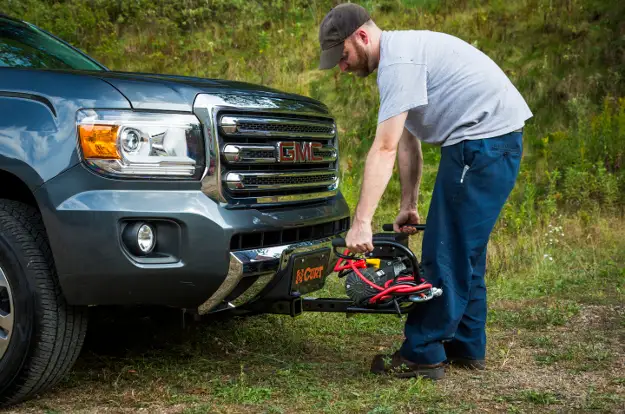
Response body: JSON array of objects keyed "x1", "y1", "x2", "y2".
[{"x1": 318, "y1": 3, "x2": 532, "y2": 380}]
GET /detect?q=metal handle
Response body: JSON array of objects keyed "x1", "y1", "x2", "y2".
[
  {"x1": 331, "y1": 237, "x2": 419, "y2": 271},
  {"x1": 382, "y1": 223, "x2": 426, "y2": 232},
  {"x1": 333, "y1": 223, "x2": 426, "y2": 247}
]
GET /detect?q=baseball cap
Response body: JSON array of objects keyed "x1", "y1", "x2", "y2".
[{"x1": 318, "y1": 3, "x2": 371, "y2": 70}]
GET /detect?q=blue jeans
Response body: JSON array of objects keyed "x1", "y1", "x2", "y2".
[{"x1": 400, "y1": 130, "x2": 523, "y2": 365}]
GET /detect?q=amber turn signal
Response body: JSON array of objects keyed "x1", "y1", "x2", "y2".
[{"x1": 78, "y1": 124, "x2": 121, "y2": 159}]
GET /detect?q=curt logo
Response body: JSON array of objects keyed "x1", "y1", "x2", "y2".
[{"x1": 295, "y1": 266, "x2": 324, "y2": 284}]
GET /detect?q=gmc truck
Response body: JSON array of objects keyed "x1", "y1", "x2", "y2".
[{"x1": 0, "y1": 15, "x2": 351, "y2": 406}]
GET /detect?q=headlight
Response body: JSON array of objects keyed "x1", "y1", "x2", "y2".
[{"x1": 76, "y1": 109, "x2": 205, "y2": 179}]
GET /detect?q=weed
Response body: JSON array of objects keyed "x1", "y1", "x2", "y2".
[
  {"x1": 519, "y1": 390, "x2": 560, "y2": 405},
  {"x1": 529, "y1": 335, "x2": 553, "y2": 348},
  {"x1": 500, "y1": 389, "x2": 561, "y2": 405}
]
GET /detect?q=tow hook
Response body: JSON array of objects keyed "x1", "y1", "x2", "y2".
[{"x1": 409, "y1": 287, "x2": 443, "y2": 303}]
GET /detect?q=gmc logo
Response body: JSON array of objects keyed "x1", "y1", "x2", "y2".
[{"x1": 278, "y1": 142, "x2": 323, "y2": 163}]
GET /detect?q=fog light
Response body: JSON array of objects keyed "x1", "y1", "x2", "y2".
[
  {"x1": 137, "y1": 224, "x2": 155, "y2": 253},
  {"x1": 122, "y1": 222, "x2": 156, "y2": 256}
]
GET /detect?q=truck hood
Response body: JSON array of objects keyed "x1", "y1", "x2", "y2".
[{"x1": 88, "y1": 70, "x2": 330, "y2": 114}]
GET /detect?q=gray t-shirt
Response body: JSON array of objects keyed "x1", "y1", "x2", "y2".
[{"x1": 377, "y1": 30, "x2": 533, "y2": 146}]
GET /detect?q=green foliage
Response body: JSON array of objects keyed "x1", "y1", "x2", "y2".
[
  {"x1": 2, "y1": 0, "x2": 624, "y2": 228},
  {"x1": 562, "y1": 164, "x2": 619, "y2": 212},
  {"x1": 529, "y1": 97, "x2": 625, "y2": 217}
]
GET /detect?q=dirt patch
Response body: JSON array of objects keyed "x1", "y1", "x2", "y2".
[{"x1": 570, "y1": 304, "x2": 625, "y2": 331}]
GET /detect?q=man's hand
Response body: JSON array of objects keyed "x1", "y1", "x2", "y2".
[
  {"x1": 393, "y1": 209, "x2": 421, "y2": 234},
  {"x1": 345, "y1": 219, "x2": 373, "y2": 253}
]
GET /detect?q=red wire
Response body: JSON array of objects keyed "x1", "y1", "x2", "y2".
[
  {"x1": 335, "y1": 249, "x2": 433, "y2": 304},
  {"x1": 369, "y1": 281, "x2": 432, "y2": 303}
]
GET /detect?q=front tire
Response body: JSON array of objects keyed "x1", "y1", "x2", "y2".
[{"x1": 0, "y1": 199, "x2": 88, "y2": 407}]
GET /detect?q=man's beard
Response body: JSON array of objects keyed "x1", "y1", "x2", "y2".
[{"x1": 351, "y1": 41, "x2": 372, "y2": 77}]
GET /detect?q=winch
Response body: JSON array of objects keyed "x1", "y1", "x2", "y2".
[
  {"x1": 230, "y1": 223, "x2": 443, "y2": 318},
  {"x1": 331, "y1": 223, "x2": 443, "y2": 315}
]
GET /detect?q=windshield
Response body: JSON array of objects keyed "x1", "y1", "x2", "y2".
[{"x1": 0, "y1": 17, "x2": 105, "y2": 71}]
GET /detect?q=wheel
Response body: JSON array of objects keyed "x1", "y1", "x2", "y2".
[{"x1": 0, "y1": 199, "x2": 88, "y2": 407}]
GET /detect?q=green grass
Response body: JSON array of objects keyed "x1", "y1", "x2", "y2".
[
  {"x1": 5, "y1": 216, "x2": 620, "y2": 413},
  {"x1": 534, "y1": 345, "x2": 612, "y2": 369},
  {"x1": 527, "y1": 335, "x2": 553, "y2": 348},
  {"x1": 488, "y1": 302, "x2": 581, "y2": 329},
  {"x1": 500, "y1": 389, "x2": 562, "y2": 405}
]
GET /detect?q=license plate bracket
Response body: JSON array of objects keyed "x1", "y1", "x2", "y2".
[{"x1": 289, "y1": 248, "x2": 331, "y2": 295}]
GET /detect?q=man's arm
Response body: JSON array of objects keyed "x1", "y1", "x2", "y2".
[
  {"x1": 346, "y1": 111, "x2": 408, "y2": 252},
  {"x1": 398, "y1": 127, "x2": 423, "y2": 211},
  {"x1": 393, "y1": 127, "x2": 423, "y2": 233}
]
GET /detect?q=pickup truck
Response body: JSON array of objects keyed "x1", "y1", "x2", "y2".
[{"x1": 0, "y1": 14, "x2": 350, "y2": 406}]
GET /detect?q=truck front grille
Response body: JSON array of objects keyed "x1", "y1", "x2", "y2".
[
  {"x1": 216, "y1": 112, "x2": 339, "y2": 205},
  {"x1": 230, "y1": 217, "x2": 350, "y2": 250},
  {"x1": 245, "y1": 172, "x2": 334, "y2": 186},
  {"x1": 225, "y1": 171, "x2": 337, "y2": 190},
  {"x1": 233, "y1": 121, "x2": 334, "y2": 135},
  {"x1": 220, "y1": 115, "x2": 336, "y2": 138}
]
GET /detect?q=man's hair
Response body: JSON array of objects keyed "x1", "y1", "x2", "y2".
[
  {"x1": 363, "y1": 19, "x2": 377, "y2": 27},
  {"x1": 347, "y1": 19, "x2": 378, "y2": 42}
]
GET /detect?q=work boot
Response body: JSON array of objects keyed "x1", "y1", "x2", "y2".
[
  {"x1": 446, "y1": 357, "x2": 486, "y2": 370},
  {"x1": 370, "y1": 351, "x2": 445, "y2": 380}
]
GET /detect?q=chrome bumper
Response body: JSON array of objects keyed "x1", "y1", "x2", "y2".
[{"x1": 196, "y1": 233, "x2": 346, "y2": 315}]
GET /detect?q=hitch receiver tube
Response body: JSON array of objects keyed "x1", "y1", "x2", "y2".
[{"x1": 302, "y1": 297, "x2": 419, "y2": 315}]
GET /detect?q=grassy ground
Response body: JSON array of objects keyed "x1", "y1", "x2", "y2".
[{"x1": 3, "y1": 216, "x2": 623, "y2": 414}]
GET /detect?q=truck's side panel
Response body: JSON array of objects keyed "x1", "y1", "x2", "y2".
[{"x1": 0, "y1": 69, "x2": 134, "y2": 301}]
